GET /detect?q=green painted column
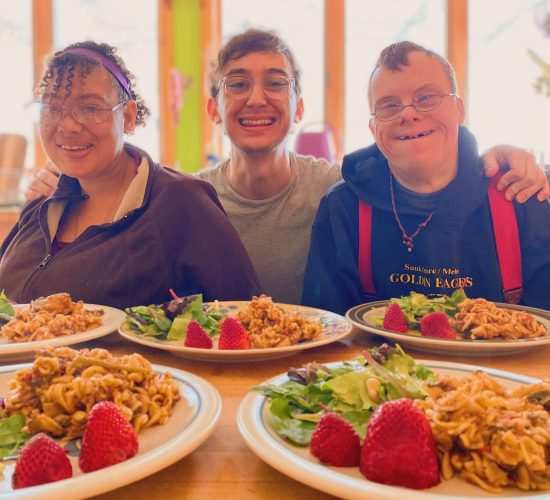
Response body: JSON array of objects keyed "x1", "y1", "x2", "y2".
[{"x1": 173, "y1": 0, "x2": 202, "y2": 172}]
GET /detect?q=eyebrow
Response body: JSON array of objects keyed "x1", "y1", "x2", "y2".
[
  {"x1": 40, "y1": 92, "x2": 107, "y2": 102},
  {"x1": 224, "y1": 67, "x2": 292, "y2": 78},
  {"x1": 374, "y1": 85, "x2": 443, "y2": 105}
]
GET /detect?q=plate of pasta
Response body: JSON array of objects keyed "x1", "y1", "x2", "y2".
[
  {"x1": 119, "y1": 297, "x2": 352, "y2": 362},
  {"x1": 346, "y1": 299, "x2": 550, "y2": 356},
  {"x1": 237, "y1": 358, "x2": 550, "y2": 499},
  {"x1": 0, "y1": 346, "x2": 222, "y2": 499},
  {"x1": 0, "y1": 294, "x2": 126, "y2": 361}
]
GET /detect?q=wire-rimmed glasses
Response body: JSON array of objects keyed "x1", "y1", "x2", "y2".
[
  {"x1": 26, "y1": 100, "x2": 128, "y2": 125},
  {"x1": 219, "y1": 74, "x2": 295, "y2": 101},
  {"x1": 371, "y1": 93, "x2": 458, "y2": 122}
]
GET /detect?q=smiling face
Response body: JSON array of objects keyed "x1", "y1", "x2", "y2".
[
  {"x1": 207, "y1": 51, "x2": 304, "y2": 156},
  {"x1": 39, "y1": 66, "x2": 137, "y2": 180},
  {"x1": 368, "y1": 51, "x2": 465, "y2": 191}
]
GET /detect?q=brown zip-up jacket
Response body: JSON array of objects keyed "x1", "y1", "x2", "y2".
[{"x1": 0, "y1": 144, "x2": 260, "y2": 309}]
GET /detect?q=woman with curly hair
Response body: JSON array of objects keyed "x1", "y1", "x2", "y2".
[{"x1": 0, "y1": 41, "x2": 259, "y2": 309}]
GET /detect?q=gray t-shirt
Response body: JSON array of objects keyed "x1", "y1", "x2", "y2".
[{"x1": 197, "y1": 153, "x2": 342, "y2": 304}]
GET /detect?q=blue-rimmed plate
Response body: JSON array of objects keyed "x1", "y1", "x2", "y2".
[
  {"x1": 237, "y1": 360, "x2": 546, "y2": 499},
  {"x1": 0, "y1": 362, "x2": 221, "y2": 499},
  {"x1": 346, "y1": 300, "x2": 550, "y2": 356},
  {"x1": 118, "y1": 301, "x2": 352, "y2": 362}
]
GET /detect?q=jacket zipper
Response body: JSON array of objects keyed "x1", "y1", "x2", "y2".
[{"x1": 37, "y1": 253, "x2": 52, "y2": 269}]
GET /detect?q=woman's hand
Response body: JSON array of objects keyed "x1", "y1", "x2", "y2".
[
  {"x1": 24, "y1": 162, "x2": 60, "y2": 201},
  {"x1": 482, "y1": 145, "x2": 549, "y2": 202}
]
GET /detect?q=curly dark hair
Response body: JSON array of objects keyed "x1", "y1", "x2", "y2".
[
  {"x1": 36, "y1": 41, "x2": 150, "y2": 127},
  {"x1": 209, "y1": 28, "x2": 301, "y2": 99}
]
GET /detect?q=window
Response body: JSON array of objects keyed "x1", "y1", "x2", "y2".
[
  {"x1": 468, "y1": 0, "x2": 549, "y2": 164},
  {"x1": 345, "y1": 0, "x2": 446, "y2": 153},
  {"x1": 0, "y1": 1, "x2": 33, "y2": 167}
]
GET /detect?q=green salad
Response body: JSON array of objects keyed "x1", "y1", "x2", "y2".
[
  {"x1": 375, "y1": 289, "x2": 467, "y2": 329},
  {"x1": 124, "y1": 294, "x2": 227, "y2": 341},
  {"x1": 254, "y1": 344, "x2": 435, "y2": 445},
  {"x1": 0, "y1": 291, "x2": 14, "y2": 325}
]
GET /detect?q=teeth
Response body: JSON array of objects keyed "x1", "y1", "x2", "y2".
[
  {"x1": 60, "y1": 145, "x2": 90, "y2": 150},
  {"x1": 240, "y1": 119, "x2": 273, "y2": 126},
  {"x1": 397, "y1": 130, "x2": 432, "y2": 140}
]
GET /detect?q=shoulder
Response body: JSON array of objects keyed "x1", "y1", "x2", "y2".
[
  {"x1": 342, "y1": 143, "x2": 381, "y2": 169},
  {"x1": 149, "y1": 163, "x2": 218, "y2": 201},
  {"x1": 291, "y1": 153, "x2": 342, "y2": 186}
]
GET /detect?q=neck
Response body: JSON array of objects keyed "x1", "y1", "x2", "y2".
[
  {"x1": 226, "y1": 148, "x2": 292, "y2": 200},
  {"x1": 78, "y1": 150, "x2": 135, "y2": 201},
  {"x1": 390, "y1": 162, "x2": 457, "y2": 194}
]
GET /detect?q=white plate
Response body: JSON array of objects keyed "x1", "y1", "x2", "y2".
[
  {"x1": 0, "y1": 362, "x2": 221, "y2": 499},
  {"x1": 0, "y1": 304, "x2": 126, "y2": 362},
  {"x1": 119, "y1": 301, "x2": 352, "y2": 362},
  {"x1": 346, "y1": 301, "x2": 550, "y2": 356},
  {"x1": 237, "y1": 360, "x2": 548, "y2": 499}
]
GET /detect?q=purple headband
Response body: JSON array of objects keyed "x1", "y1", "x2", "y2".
[{"x1": 59, "y1": 47, "x2": 131, "y2": 97}]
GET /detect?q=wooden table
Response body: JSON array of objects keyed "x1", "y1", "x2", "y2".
[{"x1": 83, "y1": 329, "x2": 550, "y2": 500}]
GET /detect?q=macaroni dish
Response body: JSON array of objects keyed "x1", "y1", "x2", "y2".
[
  {"x1": 450, "y1": 298, "x2": 547, "y2": 340},
  {"x1": 5, "y1": 346, "x2": 181, "y2": 440},
  {"x1": 1, "y1": 293, "x2": 103, "y2": 343},
  {"x1": 417, "y1": 371, "x2": 550, "y2": 492},
  {"x1": 235, "y1": 295, "x2": 322, "y2": 348}
]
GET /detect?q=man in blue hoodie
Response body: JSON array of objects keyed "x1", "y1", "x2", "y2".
[{"x1": 302, "y1": 41, "x2": 550, "y2": 314}]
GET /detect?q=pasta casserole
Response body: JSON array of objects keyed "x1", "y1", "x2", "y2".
[
  {"x1": 4, "y1": 346, "x2": 181, "y2": 440},
  {"x1": 417, "y1": 371, "x2": 550, "y2": 492},
  {"x1": 1, "y1": 293, "x2": 104, "y2": 343},
  {"x1": 450, "y1": 298, "x2": 547, "y2": 340},
  {"x1": 235, "y1": 295, "x2": 322, "y2": 348}
]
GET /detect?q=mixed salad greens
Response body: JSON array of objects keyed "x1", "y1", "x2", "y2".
[
  {"x1": 0, "y1": 414, "x2": 30, "y2": 458},
  {"x1": 254, "y1": 344, "x2": 435, "y2": 445},
  {"x1": 0, "y1": 291, "x2": 14, "y2": 325},
  {"x1": 124, "y1": 294, "x2": 227, "y2": 341},
  {"x1": 375, "y1": 289, "x2": 467, "y2": 329}
]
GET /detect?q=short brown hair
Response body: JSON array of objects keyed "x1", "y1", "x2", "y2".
[
  {"x1": 209, "y1": 28, "x2": 301, "y2": 98},
  {"x1": 37, "y1": 41, "x2": 150, "y2": 127},
  {"x1": 368, "y1": 41, "x2": 457, "y2": 108}
]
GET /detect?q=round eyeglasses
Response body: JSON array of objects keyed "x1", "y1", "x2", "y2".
[
  {"x1": 26, "y1": 100, "x2": 128, "y2": 125},
  {"x1": 371, "y1": 93, "x2": 458, "y2": 122},
  {"x1": 219, "y1": 75, "x2": 295, "y2": 101}
]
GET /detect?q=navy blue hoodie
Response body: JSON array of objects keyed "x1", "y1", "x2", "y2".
[{"x1": 302, "y1": 127, "x2": 550, "y2": 315}]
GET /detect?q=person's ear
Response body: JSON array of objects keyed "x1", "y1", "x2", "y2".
[
  {"x1": 207, "y1": 97, "x2": 222, "y2": 124},
  {"x1": 123, "y1": 100, "x2": 138, "y2": 134},
  {"x1": 294, "y1": 96, "x2": 304, "y2": 123},
  {"x1": 368, "y1": 117, "x2": 376, "y2": 138},
  {"x1": 456, "y1": 96, "x2": 466, "y2": 125}
]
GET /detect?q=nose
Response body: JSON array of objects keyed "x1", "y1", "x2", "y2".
[
  {"x1": 56, "y1": 108, "x2": 82, "y2": 132},
  {"x1": 246, "y1": 82, "x2": 267, "y2": 106},
  {"x1": 399, "y1": 102, "x2": 421, "y2": 121}
]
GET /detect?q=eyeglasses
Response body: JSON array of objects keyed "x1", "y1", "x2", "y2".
[
  {"x1": 26, "y1": 100, "x2": 128, "y2": 125},
  {"x1": 371, "y1": 93, "x2": 458, "y2": 122},
  {"x1": 219, "y1": 74, "x2": 295, "y2": 101}
]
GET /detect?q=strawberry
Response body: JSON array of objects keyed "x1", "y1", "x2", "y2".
[
  {"x1": 12, "y1": 433, "x2": 72, "y2": 489},
  {"x1": 360, "y1": 398, "x2": 440, "y2": 489},
  {"x1": 383, "y1": 303, "x2": 408, "y2": 332},
  {"x1": 79, "y1": 401, "x2": 139, "y2": 473},
  {"x1": 184, "y1": 320, "x2": 213, "y2": 348},
  {"x1": 420, "y1": 312, "x2": 456, "y2": 339},
  {"x1": 310, "y1": 408, "x2": 360, "y2": 467},
  {"x1": 218, "y1": 317, "x2": 251, "y2": 350}
]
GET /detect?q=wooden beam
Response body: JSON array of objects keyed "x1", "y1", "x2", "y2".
[
  {"x1": 447, "y1": 0, "x2": 468, "y2": 101},
  {"x1": 159, "y1": 0, "x2": 176, "y2": 167},
  {"x1": 200, "y1": 0, "x2": 222, "y2": 163},
  {"x1": 32, "y1": 0, "x2": 52, "y2": 167},
  {"x1": 324, "y1": 0, "x2": 345, "y2": 162}
]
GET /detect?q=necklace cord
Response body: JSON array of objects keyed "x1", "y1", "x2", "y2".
[{"x1": 389, "y1": 172, "x2": 434, "y2": 252}]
